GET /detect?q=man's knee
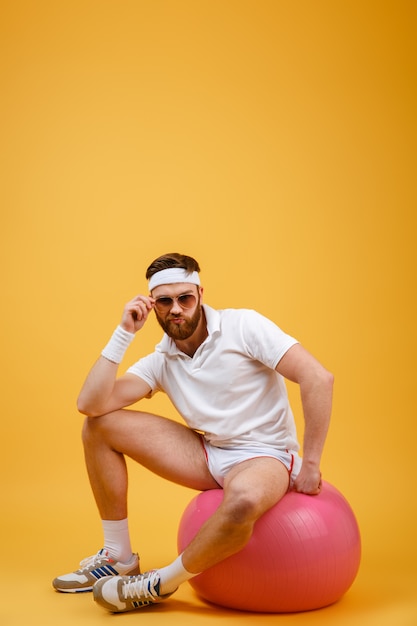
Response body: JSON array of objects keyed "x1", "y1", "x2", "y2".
[
  {"x1": 221, "y1": 490, "x2": 264, "y2": 525},
  {"x1": 81, "y1": 413, "x2": 113, "y2": 445}
]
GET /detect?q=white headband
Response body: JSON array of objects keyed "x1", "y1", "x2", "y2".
[{"x1": 148, "y1": 268, "x2": 201, "y2": 291}]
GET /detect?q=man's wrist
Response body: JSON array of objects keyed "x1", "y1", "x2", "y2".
[
  {"x1": 301, "y1": 457, "x2": 321, "y2": 469},
  {"x1": 101, "y1": 325, "x2": 135, "y2": 364}
]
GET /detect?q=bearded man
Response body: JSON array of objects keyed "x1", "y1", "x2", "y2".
[{"x1": 53, "y1": 252, "x2": 333, "y2": 613}]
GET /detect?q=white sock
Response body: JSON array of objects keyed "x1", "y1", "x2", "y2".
[
  {"x1": 102, "y1": 518, "x2": 133, "y2": 563},
  {"x1": 157, "y1": 554, "x2": 198, "y2": 595}
]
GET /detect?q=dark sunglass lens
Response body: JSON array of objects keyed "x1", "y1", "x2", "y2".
[{"x1": 156, "y1": 297, "x2": 173, "y2": 309}]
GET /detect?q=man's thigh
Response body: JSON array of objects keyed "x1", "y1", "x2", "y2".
[{"x1": 86, "y1": 409, "x2": 219, "y2": 492}]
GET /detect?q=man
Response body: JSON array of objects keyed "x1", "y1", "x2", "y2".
[{"x1": 53, "y1": 252, "x2": 333, "y2": 613}]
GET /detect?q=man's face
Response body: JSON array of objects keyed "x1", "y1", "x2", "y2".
[{"x1": 152, "y1": 282, "x2": 202, "y2": 340}]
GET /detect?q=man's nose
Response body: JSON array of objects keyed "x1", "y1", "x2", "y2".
[{"x1": 170, "y1": 298, "x2": 182, "y2": 313}]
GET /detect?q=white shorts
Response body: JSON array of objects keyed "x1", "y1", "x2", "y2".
[{"x1": 200, "y1": 438, "x2": 302, "y2": 488}]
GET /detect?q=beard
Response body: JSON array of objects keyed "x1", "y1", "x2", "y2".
[{"x1": 155, "y1": 298, "x2": 202, "y2": 340}]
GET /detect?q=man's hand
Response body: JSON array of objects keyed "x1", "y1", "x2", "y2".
[
  {"x1": 292, "y1": 464, "x2": 322, "y2": 496},
  {"x1": 120, "y1": 295, "x2": 155, "y2": 333}
]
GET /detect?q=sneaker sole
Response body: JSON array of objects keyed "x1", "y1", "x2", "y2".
[{"x1": 55, "y1": 586, "x2": 94, "y2": 593}]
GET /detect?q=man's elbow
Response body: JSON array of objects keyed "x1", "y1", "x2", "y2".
[
  {"x1": 77, "y1": 396, "x2": 101, "y2": 418},
  {"x1": 77, "y1": 399, "x2": 91, "y2": 416}
]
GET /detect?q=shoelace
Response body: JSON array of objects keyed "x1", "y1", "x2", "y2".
[
  {"x1": 122, "y1": 573, "x2": 159, "y2": 601},
  {"x1": 79, "y1": 550, "x2": 108, "y2": 571}
]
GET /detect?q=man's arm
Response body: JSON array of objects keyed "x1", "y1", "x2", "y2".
[
  {"x1": 276, "y1": 343, "x2": 334, "y2": 495},
  {"x1": 77, "y1": 294, "x2": 155, "y2": 418}
]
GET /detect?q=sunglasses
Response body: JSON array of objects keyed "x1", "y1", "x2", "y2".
[{"x1": 154, "y1": 293, "x2": 197, "y2": 313}]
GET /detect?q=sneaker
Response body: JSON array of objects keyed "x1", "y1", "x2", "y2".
[
  {"x1": 52, "y1": 549, "x2": 140, "y2": 593},
  {"x1": 93, "y1": 570, "x2": 174, "y2": 612}
]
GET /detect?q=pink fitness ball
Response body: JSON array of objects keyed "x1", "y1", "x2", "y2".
[{"x1": 177, "y1": 481, "x2": 361, "y2": 612}]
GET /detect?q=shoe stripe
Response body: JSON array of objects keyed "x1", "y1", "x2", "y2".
[
  {"x1": 132, "y1": 600, "x2": 152, "y2": 608},
  {"x1": 91, "y1": 565, "x2": 120, "y2": 580},
  {"x1": 91, "y1": 568, "x2": 109, "y2": 580}
]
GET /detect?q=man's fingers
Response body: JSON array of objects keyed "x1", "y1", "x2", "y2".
[{"x1": 125, "y1": 295, "x2": 155, "y2": 320}]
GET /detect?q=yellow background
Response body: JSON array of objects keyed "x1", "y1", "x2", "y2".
[{"x1": 1, "y1": 1, "x2": 416, "y2": 625}]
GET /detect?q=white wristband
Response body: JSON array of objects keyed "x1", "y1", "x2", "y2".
[{"x1": 101, "y1": 325, "x2": 135, "y2": 364}]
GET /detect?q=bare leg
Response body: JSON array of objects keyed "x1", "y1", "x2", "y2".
[
  {"x1": 181, "y1": 456, "x2": 290, "y2": 573},
  {"x1": 88, "y1": 438, "x2": 292, "y2": 607},
  {"x1": 83, "y1": 413, "x2": 288, "y2": 582},
  {"x1": 82, "y1": 409, "x2": 218, "y2": 520}
]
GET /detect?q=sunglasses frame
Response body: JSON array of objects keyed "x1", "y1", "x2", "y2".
[{"x1": 154, "y1": 292, "x2": 197, "y2": 312}]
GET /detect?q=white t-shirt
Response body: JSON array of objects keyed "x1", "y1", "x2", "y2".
[{"x1": 127, "y1": 305, "x2": 300, "y2": 452}]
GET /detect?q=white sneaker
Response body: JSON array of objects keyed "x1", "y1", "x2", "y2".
[
  {"x1": 52, "y1": 549, "x2": 140, "y2": 593},
  {"x1": 93, "y1": 570, "x2": 174, "y2": 612}
]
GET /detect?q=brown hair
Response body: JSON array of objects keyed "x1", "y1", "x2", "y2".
[{"x1": 145, "y1": 253, "x2": 201, "y2": 280}]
